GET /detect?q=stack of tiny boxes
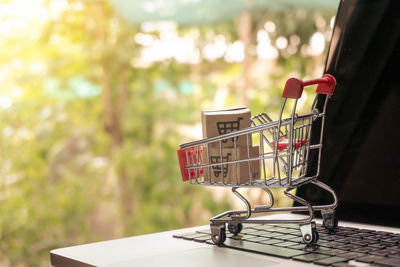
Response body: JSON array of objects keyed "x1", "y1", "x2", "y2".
[{"x1": 201, "y1": 108, "x2": 260, "y2": 185}]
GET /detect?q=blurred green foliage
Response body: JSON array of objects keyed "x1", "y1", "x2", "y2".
[{"x1": 0, "y1": 0, "x2": 335, "y2": 266}]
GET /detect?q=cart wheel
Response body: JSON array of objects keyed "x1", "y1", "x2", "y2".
[
  {"x1": 301, "y1": 223, "x2": 319, "y2": 246},
  {"x1": 311, "y1": 228, "x2": 319, "y2": 244},
  {"x1": 211, "y1": 229, "x2": 226, "y2": 246},
  {"x1": 227, "y1": 223, "x2": 243, "y2": 235},
  {"x1": 303, "y1": 229, "x2": 319, "y2": 246},
  {"x1": 323, "y1": 215, "x2": 338, "y2": 231},
  {"x1": 210, "y1": 223, "x2": 226, "y2": 246}
]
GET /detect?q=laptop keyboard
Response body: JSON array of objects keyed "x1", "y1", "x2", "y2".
[{"x1": 173, "y1": 224, "x2": 400, "y2": 266}]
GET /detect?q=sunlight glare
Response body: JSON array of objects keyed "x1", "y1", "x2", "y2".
[
  {"x1": 308, "y1": 32, "x2": 325, "y2": 56},
  {"x1": 0, "y1": 96, "x2": 12, "y2": 109},
  {"x1": 275, "y1": 36, "x2": 288, "y2": 50},
  {"x1": 225, "y1": 41, "x2": 244, "y2": 62},
  {"x1": 256, "y1": 30, "x2": 278, "y2": 60}
]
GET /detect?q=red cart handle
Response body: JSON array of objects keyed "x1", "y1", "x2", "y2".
[{"x1": 282, "y1": 74, "x2": 336, "y2": 99}]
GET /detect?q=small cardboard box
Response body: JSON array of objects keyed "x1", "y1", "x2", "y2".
[
  {"x1": 201, "y1": 108, "x2": 252, "y2": 148},
  {"x1": 203, "y1": 146, "x2": 260, "y2": 185}
]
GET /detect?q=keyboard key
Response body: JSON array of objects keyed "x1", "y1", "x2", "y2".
[
  {"x1": 381, "y1": 242, "x2": 396, "y2": 247},
  {"x1": 321, "y1": 236, "x2": 336, "y2": 241},
  {"x1": 348, "y1": 241, "x2": 367, "y2": 247},
  {"x1": 224, "y1": 239, "x2": 307, "y2": 259},
  {"x1": 287, "y1": 231, "x2": 302, "y2": 237},
  {"x1": 285, "y1": 236, "x2": 304, "y2": 243},
  {"x1": 338, "y1": 252, "x2": 368, "y2": 259},
  {"x1": 363, "y1": 235, "x2": 380, "y2": 241},
  {"x1": 370, "y1": 250, "x2": 390, "y2": 256},
  {"x1": 240, "y1": 228, "x2": 259, "y2": 234},
  {"x1": 369, "y1": 243, "x2": 386, "y2": 249},
  {"x1": 273, "y1": 234, "x2": 299, "y2": 241},
  {"x1": 338, "y1": 231, "x2": 356, "y2": 235},
  {"x1": 386, "y1": 246, "x2": 400, "y2": 252},
  {"x1": 257, "y1": 225, "x2": 278, "y2": 231},
  {"x1": 341, "y1": 237, "x2": 363, "y2": 243},
  {"x1": 288, "y1": 244, "x2": 309, "y2": 250},
  {"x1": 339, "y1": 244, "x2": 361, "y2": 250},
  {"x1": 195, "y1": 229, "x2": 211, "y2": 235},
  {"x1": 338, "y1": 226, "x2": 358, "y2": 231},
  {"x1": 374, "y1": 257, "x2": 400, "y2": 267},
  {"x1": 317, "y1": 248, "x2": 348, "y2": 256},
  {"x1": 273, "y1": 241, "x2": 300, "y2": 248},
  {"x1": 350, "y1": 233, "x2": 375, "y2": 239},
  {"x1": 357, "y1": 229, "x2": 376, "y2": 233},
  {"x1": 242, "y1": 231, "x2": 263, "y2": 237},
  {"x1": 345, "y1": 228, "x2": 361, "y2": 232},
  {"x1": 172, "y1": 232, "x2": 200, "y2": 239},
  {"x1": 274, "y1": 228, "x2": 300, "y2": 234},
  {"x1": 361, "y1": 238, "x2": 380, "y2": 245},
  {"x1": 355, "y1": 255, "x2": 386, "y2": 263},
  {"x1": 313, "y1": 256, "x2": 348, "y2": 265},
  {"x1": 279, "y1": 224, "x2": 300, "y2": 229},
  {"x1": 193, "y1": 235, "x2": 212, "y2": 242},
  {"x1": 264, "y1": 232, "x2": 287, "y2": 238},
  {"x1": 385, "y1": 248, "x2": 400, "y2": 254},
  {"x1": 181, "y1": 233, "x2": 211, "y2": 240},
  {"x1": 292, "y1": 253, "x2": 330, "y2": 262},
  {"x1": 382, "y1": 237, "x2": 400, "y2": 244},
  {"x1": 249, "y1": 225, "x2": 268, "y2": 230},
  {"x1": 376, "y1": 231, "x2": 392, "y2": 236},
  {"x1": 319, "y1": 241, "x2": 345, "y2": 248},
  {"x1": 332, "y1": 235, "x2": 349, "y2": 241},
  {"x1": 351, "y1": 246, "x2": 380, "y2": 253},
  {"x1": 230, "y1": 234, "x2": 245, "y2": 240},
  {"x1": 317, "y1": 239, "x2": 331, "y2": 244},
  {"x1": 331, "y1": 263, "x2": 363, "y2": 267},
  {"x1": 303, "y1": 246, "x2": 333, "y2": 254},
  {"x1": 259, "y1": 239, "x2": 284, "y2": 245},
  {"x1": 244, "y1": 236, "x2": 270, "y2": 242}
]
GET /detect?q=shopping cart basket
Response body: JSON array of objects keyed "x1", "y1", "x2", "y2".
[{"x1": 177, "y1": 74, "x2": 338, "y2": 246}]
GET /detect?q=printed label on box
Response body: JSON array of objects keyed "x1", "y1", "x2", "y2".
[
  {"x1": 203, "y1": 146, "x2": 260, "y2": 185},
  {"x1": 201, "y1": 108, "x2": 252, "y2": 148}
]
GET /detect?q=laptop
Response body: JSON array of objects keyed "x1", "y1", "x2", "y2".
[{"x1": 50, "y1": 0, "x2": 400, "y2": 266}]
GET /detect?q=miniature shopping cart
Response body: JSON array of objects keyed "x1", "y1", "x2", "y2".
[{"x1": 177, "y1": 74, "x2": 339, "y2": 246}]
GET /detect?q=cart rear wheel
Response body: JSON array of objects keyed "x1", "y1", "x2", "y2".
[
  {"x1": 323, "y1": 215, "x2": 338, "y2": 231},
  {"x1": 227, "y1": 223, "x2": 243, "y2": 235}
]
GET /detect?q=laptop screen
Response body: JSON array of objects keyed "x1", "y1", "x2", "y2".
[{"x1": 296, "y1": 0, "x2": 400, "y2": 227}]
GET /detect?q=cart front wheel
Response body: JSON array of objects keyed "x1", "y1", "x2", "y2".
[
  {"x1": 227, "y1": 223, "x2": 243, "y2": 235},
  {"x1": 211, "y1": 230, "x2": 226, "y2": 246},
  {"x1": 301, "y1": 223, "x2": 319, "y2": 246},
  {"x1": 303, "y1": 228, "x2": 319, "y2": 246},
  {"x1": 311, "y1": 229, "x2": 319, "y2": 244},
  {"x1": 210, "y1": 223, "x2": 226, "y2": 246}
]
